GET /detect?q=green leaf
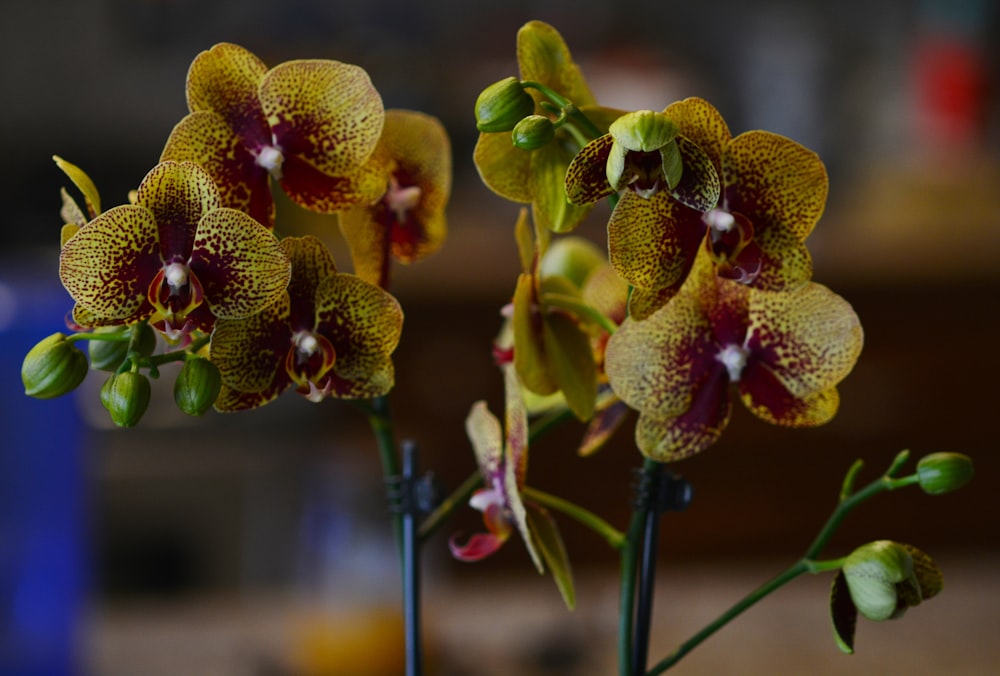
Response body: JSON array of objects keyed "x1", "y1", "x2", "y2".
[{"x1": 526, "y1": 503, "x2": 576, "y2": 610}]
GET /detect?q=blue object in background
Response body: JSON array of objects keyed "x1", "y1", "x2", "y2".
[{"x1": 0, "y1": 265, "x2": 87, "y2": 676}]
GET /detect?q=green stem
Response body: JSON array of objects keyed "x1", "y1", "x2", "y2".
[
  {"x1": 646, "y1": 561, "x2": 810, "y2": 675},
  {"x1": 366, "y1": 395, "x2": 403, "y2": 555},
  {"x1": 542, "y1": 292, "x2": 619, "y2": 335},
  {"x1": 618, "y1": 457, "x2": 658, "y2": 676},
  {"x1": 418, "y1": 471, "x2": 481, "y2": 542},
  {"x1": 522, "y1": 486, "x2": 625, "y2": 550},
  {"x1": 646, "y1": 451, "x2": 921, "y2": 674},
  {"x1": 520, "y1": 80, "x2": 604, "y2": 141}
]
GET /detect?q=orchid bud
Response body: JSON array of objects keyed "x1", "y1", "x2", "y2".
[
  {"x1": 174, "y1": 358, "x2": 221, "y2": 416},
  {"x1": 512, "y1": 115, "x2": 555, "y2": 150},
  {"x1": 842, "y1": 540, "x2": 918, "y2": 621},
  {"x1": 88, "y1": 324, "x2": 156, "y2": 371},
  {"x1": 475, "y1": 77, "x2": 536, "y2": 133},
  {"x1": 539, "y1": 237, "x2": 607, "y2": 288},
  {"x1": 916, "y1": 452, "x2": 974, "y2": 495},
  {"x1": 100, "y1": 371, "x2": 151, "y2": 428},
  {"x1": 22, "y1": 332, "x2": 89, "y2": 399}
]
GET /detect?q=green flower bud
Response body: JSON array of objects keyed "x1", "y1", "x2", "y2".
[
  {"x1": 512, "y1": 115, "x2": 555, "y2": 150},
  {"x1": 539, "y1": 237, "x2": 607, "y2": 288},
  {"x1": 916, "y1": 452, "x2": 974, "y2": 495},
  {"x1": 100, "y1": 371, "x2": 151, "y2": 428},
  {"x1": 843, "y1": 541, "x2": 922, "y2": 621},
  {"x1": 22, "y1": 332, "x2": 89, "y2": 399},
  {"x1": 174, "y1": 358, "x2": 221, "y2": 417},
  {"x1": 475, "y1": 76, "x2": 536, "y2": 133}
]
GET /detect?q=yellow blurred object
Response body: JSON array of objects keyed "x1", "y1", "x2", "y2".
[{"x1": 292, "y1": 608, "x2": 406, "y2": 676}]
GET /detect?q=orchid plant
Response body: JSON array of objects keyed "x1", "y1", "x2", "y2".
[{"x1": 20, "y1": 20, "x2": 974, "y2": 676}]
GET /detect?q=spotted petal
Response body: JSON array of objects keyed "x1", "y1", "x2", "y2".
[
  {"x1": 565, "y1": 134, "x2": 616, "y2": 206},
  {"x1": 59, "y1": 205, "x2": 161, "y2": 323},
  {"x1": 723, "y1": 131, "x2": 828, "y2": 242},
  {"x1": 608, "y1": 190, "x2": 706, "y2": 293},
  {"x1": 741, "y1": 282, "x2": 862, "y2": 417},
  {"x1": 189, "y1": 207, "x2": 290, "y2": 320},
  {"x1": 135, "y1": 161, "x2": 222, "y2": 260},
  {"x1": 663, "y1": 97, "x2": 732, "y2": 175},
  {"x1": 634, "y1": 367, "x2": 732, "y2": 462},
  {"x1": 185, "y1": 42, "x2": 271, "y2": 149},
  {"x1": 161, "y1": 111, "x2": 274, "y2": 229},
  {"x1": 314, "y1": 272, "x2": 403, "y2": 399},
  {"x1": 473, "y1": 131, "x2": 534, "y2": 204},
  {"x1": 605, "y1": 288, "x2": 715, "y2": 420},
  {"x1": 262, "y1": 59, "x2": 385, "y2": 213},
  {"x1": 211, "y1": 292, "x2": 293, "y2": 409},
  {"x1": 338, "y1": 109, "x2": 451, "y2": 287}
]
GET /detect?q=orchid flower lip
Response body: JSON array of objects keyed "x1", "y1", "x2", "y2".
[
  {"x1": 704, "y1": 208, "x2": 735, "y2": 233},
  {"x1": 255, "y1": 143, "x2": 285, "y2": 180},
  {"x1": 716, "y1": 342, "x2": 750, "y2": 382},
  {"x1": 164, "y1": 262, "x2": 189, "y2": 294},
  {"x1": 386, "y1": 174, "x2": 422, "y2": 223}
]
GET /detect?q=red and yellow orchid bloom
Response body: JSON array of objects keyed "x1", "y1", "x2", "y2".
[
  {"x1": 58, "y1": 161, "x2": 290, "y2": 338},
  {"x1": 338, "y1": 109, "x2": 452, "y2": 289},
  {"x1": 449, "y1": 363, "x2": 576, "y2": 608},
  {"x1": 605, "y1": 250, "x2": 863, "y2": 462},
  {"x1": 209, "y1": 235, "x2": 402, "y2": 410},
  {"x1": 473, "y1": 20, "x2": 621, "y2": 233},
  {"x1": 161, "y1": 42, "x2": 386, "y2": 229}
]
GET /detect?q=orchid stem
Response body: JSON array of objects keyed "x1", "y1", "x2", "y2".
[
  {"x1": 646, "y1": 451, "x2": 920, "y2": 674},
  {"x1": 522, "y1": 486, "x2": 625, "y2": 550}
]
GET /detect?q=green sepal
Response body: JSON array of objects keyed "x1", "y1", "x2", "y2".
[
  {"x1": 526, "y1": 503, "x2": 576, "y2": 610},
  {"x1": 542, "y1": 311, "x2": 596, "y2": 421}
]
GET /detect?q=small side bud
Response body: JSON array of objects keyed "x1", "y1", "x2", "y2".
[
  {"x1": 22, "y1": 333, "x2": 89, "y2": 399},
  {"x1": 916, "y1": 452, "x2": 974, "y2": 495},
  {"x1": 475, "y1": 77, "x2": 535, "y2": 133},
  {"x1": 539, "y1": 237, "x2": 607, "y2": 288},
  {"x1": 512, "y1": 115, "x2": 555, "y2": 150},
  {"x1": 174, "y1": 358, "x2": 221, "y2": 416},
  {"x1": 100, "y1": 371, "x2": 151, "y2": 428}
]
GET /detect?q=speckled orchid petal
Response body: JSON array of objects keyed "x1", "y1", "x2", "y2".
[
  {"x1": 503, "y1": 363, "x2": 529, "y2": 490},
  {"x1": 723, "y1": 131, "x2": 828, "y2": 242},
  {"x1": 565, "y1": 134, "x2": 616, "y2": 206},
  {"x1": 135, "y1": 162, "x2": 221, "y2": 260},
  {"x1": 161, "y1": 112, "x2": 274, "y2": 229},
  {"x1": 282, "y1": 235, "x2": 337, "y2": 329},
  {"x1": 749, "y1": 223, "x2": 814, "y2": 290},
  {"x1": 669, "y1": 136, "x2": 721, "y2": 212},
  {"x1": 189, "y1": 207, "x2": 290, "y2": 320},
  {"x1": 210, "y1": 292, "x2": 293, "y2": 409},
  {"x1": 517, "y1": 20, "x2": 596, "y2": 108},
  {"x1": 185, "y1": 42, "x2": 271, "y2": 149},
  {"x1": 59, "y1": 205, "x2": 161, "y2": 323},
  {"x1": 466, "y1": 399, "x2": 503, "y2": 483},
  {"x1": 744, "y1": 282, "x2": 863, "y2": 405},
  {"x1": 605, "y1": 288, "x2": 715, "y2": 420},
  {"x1": 608, "y1": 190, "x2": 706, "y2": 293},
  {"x1": 338, "y1": 109, "x2": 451, "y2": 287},
  {"x1": 313, "y1": 271, "x2": 403, "y2": 399},
  {"x1": 635, "y1": 367, "x2": 732, "y2": 461},
  {"x1": 663, "y1": 97, "x2": 732, "y2": 175},
  {"x1": 261, "y1": 59, "x2": 385, "y2": 213}
]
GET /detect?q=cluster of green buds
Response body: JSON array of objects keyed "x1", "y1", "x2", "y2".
[
  {"x1": 474, "y1": 77, "x2": 546, "y2": 149},
  {"x1": 21, "y1": 323, "x2": 221, "y2": 427}
]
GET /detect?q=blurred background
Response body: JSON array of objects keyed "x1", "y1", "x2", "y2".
[{"x1": 2, "y1": 0, "x2": 999, "y2": 674}]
